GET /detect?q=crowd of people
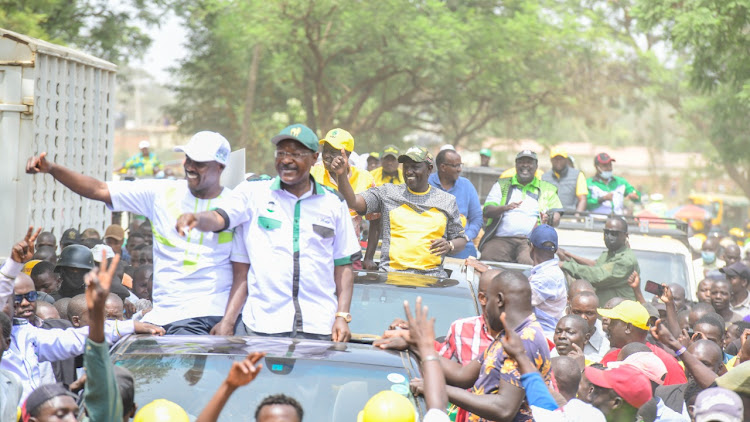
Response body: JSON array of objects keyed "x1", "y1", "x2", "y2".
[{"x1": 0, "y1": 123, "x2": 748, "y2": 421}]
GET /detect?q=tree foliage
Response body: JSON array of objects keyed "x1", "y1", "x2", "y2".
[{"x1": 0, "y1": 0, "x2": 168, "y2": 63}]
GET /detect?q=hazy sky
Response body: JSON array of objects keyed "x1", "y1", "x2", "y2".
[{"x1": 135, "y1": 12, "x2": 187, "y2": 84}]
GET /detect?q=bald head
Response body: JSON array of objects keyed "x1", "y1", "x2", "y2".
[
  {"x1": 689, "y1": 302, "x2": 716, "y2": 327},
  {"x1": 477, "y1": 269, "x2": 501, "y2": 313},
  {"x1": 54, "y1": 298, "x2": 71, "y2": 321},
  {"x1": 35, "y1": 301, "x2": 60, "y2": 320},
  {"x1": 67, "y1": 294, "x2": 89, "y2": 327},
  {"x1": 668, "y1": 283, "x2": 687, "y2": 311},
  {"x1": 485, "y1": 270, "x2": 532, "y2": 332},
  {"x1": 36, "y1": 231, "x2": 57, "y2": 249},
  {"x1": 13, "y1": 274, "x2": 34, "y2": 294},
  {"x1": 724, "y1": 244, "x2": 742, "y2": 265},
  {"x1": 616, "y1": 342, "x2": 651, "y2": 360},
  {"x1": 702, "y1": 237, "x2": 720, "y2": 252},
  {"x1": 568, "y1": 279, "x2": 595, "y2": 301},
  {"x1": 551, "y1": 356, "x2": 582, "y2": 402},
  {"x1": 687, "y1": 339, "x2": 723, "y2": 375},
  {"x1": 104, "y1": 293, "x2": 124, "y2": 320},
  {"x1": 570, "y1": 291, "x2": 600, "y2": 330}
]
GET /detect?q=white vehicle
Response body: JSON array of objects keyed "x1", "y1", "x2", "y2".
[{"x1": 556, "y1": 214, "x2": 698, "y2": 301}]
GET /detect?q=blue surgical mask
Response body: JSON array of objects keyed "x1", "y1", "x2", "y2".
[
  {"x1": 599, "y1": 171, "x2": 613, "y2": 180},
  {"x1": 702, "y1": 251, "x2": 716, "y2": 264}
]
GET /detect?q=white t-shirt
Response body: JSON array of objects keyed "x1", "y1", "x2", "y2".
[
  {"x1": 423, "y1": 409, "x2": 451, "y2": 422},
  {"x1": 225, "y1": 177, "x2": 360, "y2": 335},
  {"x1": 485, "y1": 183, "x2": 540, "y2": 237},
  {"x1": 107, "y1": 179, "x2": 234, "y2": 325}
]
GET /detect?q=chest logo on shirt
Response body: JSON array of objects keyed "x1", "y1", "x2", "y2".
[{"x1": 266, "y1": 201, "x2": 277, "y2": 213}]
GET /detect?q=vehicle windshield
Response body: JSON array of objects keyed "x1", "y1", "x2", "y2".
[
  {"x1": 114, "y1": 348, "x2": 419, "y2": 422},
  {"x1": 350, "y1": 276, "x2": 478, "y2": 337},
  {"x1": 560, "y1": 246, "x2": 688, "y2": 300}
]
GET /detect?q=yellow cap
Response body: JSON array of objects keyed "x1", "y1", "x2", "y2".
[
  {"x1": 22, "y1": 260, "x2": 41, "y2": 276},
  {"x1": 320, "y1": 128, "x2": 354, "y2": 152},
  {"x1": 549, "y1": 146, "x2": 569, "y2": 159},
  {"x1": 134, "y1": 399, "x2": 189, "y2": 422},
  {"x1": 357, "y1": 391, "x2": 415, "y2": 422},
  {"x1": 598, "y1": 300, "x2": 650, "y2": 331}
]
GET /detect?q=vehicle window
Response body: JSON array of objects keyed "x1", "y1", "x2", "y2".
[
  {"x1": 350, "y1": 283, "x2": 477, "y2": 336},
  {"x1": 114, "y1": 353, "x2": 419, "y2": 422},
  {"x1": 560, "y1": 246, "x2": 688, "y2": 300}
]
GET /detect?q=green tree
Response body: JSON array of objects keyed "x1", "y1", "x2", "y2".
[{"x1": 0, "y1": 0, "x2": 169, "y2": 63}]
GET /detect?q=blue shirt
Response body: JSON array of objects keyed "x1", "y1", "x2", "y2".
[
  {"x1": 529, "y1": 258, "x2": 568, "y2": 337},
  {"x1": 428, "y1": 174, "x2": 482, "y2": 240}
]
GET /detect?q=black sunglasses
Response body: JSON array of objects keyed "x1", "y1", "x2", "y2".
[{"x1": 14, "y1": 291, "x2": 38, "y2": 304}]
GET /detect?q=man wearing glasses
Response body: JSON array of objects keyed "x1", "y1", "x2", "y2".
[
  {"x1": 429, "y1": 149, "x2": 482, "y2": 258},
  {"x1": 13, "y1": 275, "x2": 41, "y2": 326},
  {"x1": 558, "y1": 216, "x2": 640, "y2": 303},
  {"x1": 176, "y1": 124, "x2": 360, "y2": 342}
]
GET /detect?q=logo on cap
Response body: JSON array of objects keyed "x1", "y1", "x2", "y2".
[{"x1": 290, "y1": 127, "x2": 302, "y2": 137}]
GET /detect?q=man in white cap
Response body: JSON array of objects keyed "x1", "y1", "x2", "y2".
[
  {"x1": 116, "y1": 139, "x2": 162, "y2": 177},
  {"x1": 26, "y1": 131, "x2": 240, "y2": 335}
]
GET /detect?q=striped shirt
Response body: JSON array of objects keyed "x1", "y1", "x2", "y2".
[{"x1": 436, "y1": 315, "x2": 494, "y2": 365}]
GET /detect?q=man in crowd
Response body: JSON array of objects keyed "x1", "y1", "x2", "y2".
[
  {"x1": 721, "y1": 261, "x2": 750, "y2": 318},
  {"x1": 30, "y1": 261, "x2": 60, "y2": 304},
  {"x1": 27, "y1": 131, "x2": 238, "y2": 335},
  {"x1": 597, "y1": 300, "x2": 688, "y2": 385},
  {"x1": 53, "y1": 245, "x2": 95, "y2": 299},
  {"x1": 723, "y1": 243, "x2": 742, "y2": 267},
  {"x1": 79, "y1": 228, "x2": 101, "y2": 249},
  {"x1": 542, "y1": 147, "x2": 588, "y2": 212},
  {"x1": 116, "y1": 139, "x2": 161, "y2": 177},
  {"x1": 429, "y1": 149, "x2": 482, "y2": 258},
  {"x1": 176, "y1": 124, "x2": 359, "y2": 341},
  {"x1": 586, "y1": 152, "x2": 640, "y2": 215},
  {"x1": 581, "y1": 365, "x2": 652, "y2": 421},
  {"x1": 366, "y1": 152, "x2": 380, "y2": 172},
  {"x1": 60, "y1": 228, "x2": 80, "y2": 251},
  {"x1": 333, "y1": 145, "x2": 467, "y2": 277},
  {"x1": 435, "y1": 270, "x2": 550, "y2": 422},
  {"x1": 479, "y1": 148, "x2": 492, "y2": 168},
  {"x1": 694, "y1": 237, "x2": 725, "y2": 278},
  {"x1": 550, "y1": 314, "x2": 590, "y2": 364},
  {"x1": 310, "y1": 127, "x2": 376, "y2": 244},
  {"x1": 697, "y1": 278, "x2": 715, "y2": 304},
  {"x1": 527, "y1": 224, "x2": 567, "y2": 337},
  {"x1": 103, "y1": 224, "x2": 126, "y2": 259},
  {"x1": 370, "y1": 145, "x2": 403, "y2": 186},
  {"x1": 560, "y1": 216, "x2": 640, "y2": 303},
  {"x1": 710, "y1": 278, "x2": 743, "y2": 323},
  {"x1": 570, "y1": 290, "x2": 611, "y2": 363},
  {"x1": 35, "y1": 232, "x2": 57, "y2": 252},
  {"x1": 479, "y1": 150, "x2": 562, "y2": 264}
]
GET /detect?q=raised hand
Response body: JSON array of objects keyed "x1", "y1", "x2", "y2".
[
  {"x1": 225, "y1": 352, "x2": 265, "y2": 388},
  {"x1": 659, "y1": 284, "x2": 673, "y2": 304},
  {"x1": 10, "y1": 226, "x2": 42, "y2": 263},
  {"x1": 25, "y1": 152, "x2": 53, "y2": 174},
  {"x1": 650, "y1": 319, "x2": 681, "y2": 352},
  {"x1": 328, "y1": 148, "x2": 349, "y2": 178},
  {"x1": 403, "y1": 297, "x2": 436, "y2": 353},
  {"x1": 85, "y1": 251, "x2": 120, "y2": 312}
]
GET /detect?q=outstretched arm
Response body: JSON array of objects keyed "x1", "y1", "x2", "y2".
[
  {"x1": 26, "y1": 152, "x2": 112, "y2": 206},
  {"x1": 175, "y1": 211, "x2": 227, "y2": 236},
  {"x1": 196, "y1": 352, "x2": 265, "y2": 422},
  {"x1": 329, "y1": 149, "x2": 367, "y2": 214}
]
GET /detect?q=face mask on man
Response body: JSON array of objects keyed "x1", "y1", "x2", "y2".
[
  {"x1": 599, "y1": 171, "x2": 613, "y2": 180},
  {"x1": 701, "y1": 251, "x2": 716, "y2": 264}
]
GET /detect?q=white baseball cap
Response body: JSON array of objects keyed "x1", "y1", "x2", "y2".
[
  {"x1": 174, "y1": 131, "x2": 231, "y2": 165},
  {"x1": 138, "y1": 140, "x2": 150, "y2": 149}
]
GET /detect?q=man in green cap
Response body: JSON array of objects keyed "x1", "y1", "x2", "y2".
[
  {"x1": 331, "y1": 146, "x2": 467, "y2": 278},
  {"x1": 480, "y1": 148, "x2": 492, "y2": 167},
  {"x1": 176, "y1": 124, "x2": 360, "y2": 342}
]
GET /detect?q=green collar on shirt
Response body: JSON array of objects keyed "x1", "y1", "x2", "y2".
[
  {"x1": 511, "y1": 174, "x2": 540, "y2": 191},
  {"x1": 269, "y1": 175, "x2": 324, "y2": 195}
]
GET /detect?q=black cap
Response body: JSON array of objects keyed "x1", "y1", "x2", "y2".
[
  {"x1": 61, "y1": 229, "x2": 80, "y2": 246},
  {"x1": 22, "y1": 383, "x2": 77, "y2": 417},
  {"x1": 515, "y1": 150, "x2": 537, "y2": 161},
  {"x1": 720, "y1": 262, "x2": 750, "y2": 280}
]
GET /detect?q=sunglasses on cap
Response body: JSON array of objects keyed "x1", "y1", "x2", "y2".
[{"x1": 14, "y1": 291, "x2": 38, "y2": 304}]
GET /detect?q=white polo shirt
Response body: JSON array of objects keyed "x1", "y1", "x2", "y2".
[
  {"x1": 224, "y1": 177, "x2": 359, "y2": 335},
  {"x1": 107, "y1": 179, "x2": 234, "y2": 325}
]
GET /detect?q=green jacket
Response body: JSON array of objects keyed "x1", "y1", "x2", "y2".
[
  {"x1": 479, "y1": 176, "x2": 562, "y2": 251},
  {"x1": 81, "y1": 338, "x2": 123, "y2": 422},
  {"x1": 586, "y1": 175, "x2": 640, "y2": 213},
  {"x1": 562, "y1": 246, "x2": 639, "y2": 305}
]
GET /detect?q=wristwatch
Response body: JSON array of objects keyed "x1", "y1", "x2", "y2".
[{"x1": 335, "y1": 312, "x2": 352, "y2": 323}]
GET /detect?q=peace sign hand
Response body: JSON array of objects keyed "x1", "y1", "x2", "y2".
[{"x1": 10, "y1": 226, "x2": 42, "y2": 263}]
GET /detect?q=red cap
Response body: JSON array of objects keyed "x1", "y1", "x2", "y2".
[
  {"x1": 584, "y1": 365, "x2": 652, "y2": 408},
  {"x1": 594, "y1": 152, "x2": 615, "y2": 165}
]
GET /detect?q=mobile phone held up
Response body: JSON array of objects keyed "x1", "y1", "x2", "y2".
[{"x1": 644, "y1": 280, "x2": 664, "y2": 297}]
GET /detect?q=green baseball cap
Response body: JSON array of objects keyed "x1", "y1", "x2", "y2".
[
  {"x1": 480, "y1": 148, "x2": 492, "y2": 157},
  {"x1": 382, "y1": 144, "x2": 400, "y2": 159},
  {"x1": 271, "y1": 124, "x2": 318, "y2": 152},
  {"x1": 398, "y1": 146, "x2": 433, "y2": 165}
]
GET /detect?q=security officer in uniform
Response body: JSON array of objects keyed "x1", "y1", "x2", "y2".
[{"x1": 53, "y1": 244, "x2": 95, "y2": 299}]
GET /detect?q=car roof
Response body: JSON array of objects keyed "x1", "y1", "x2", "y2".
[
  {"x1": 354, "y1": 268, "x2": 471, "y2": 291},
  {"x1": 111, "y1": 335, "x2": 411, "y2": 368}
]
